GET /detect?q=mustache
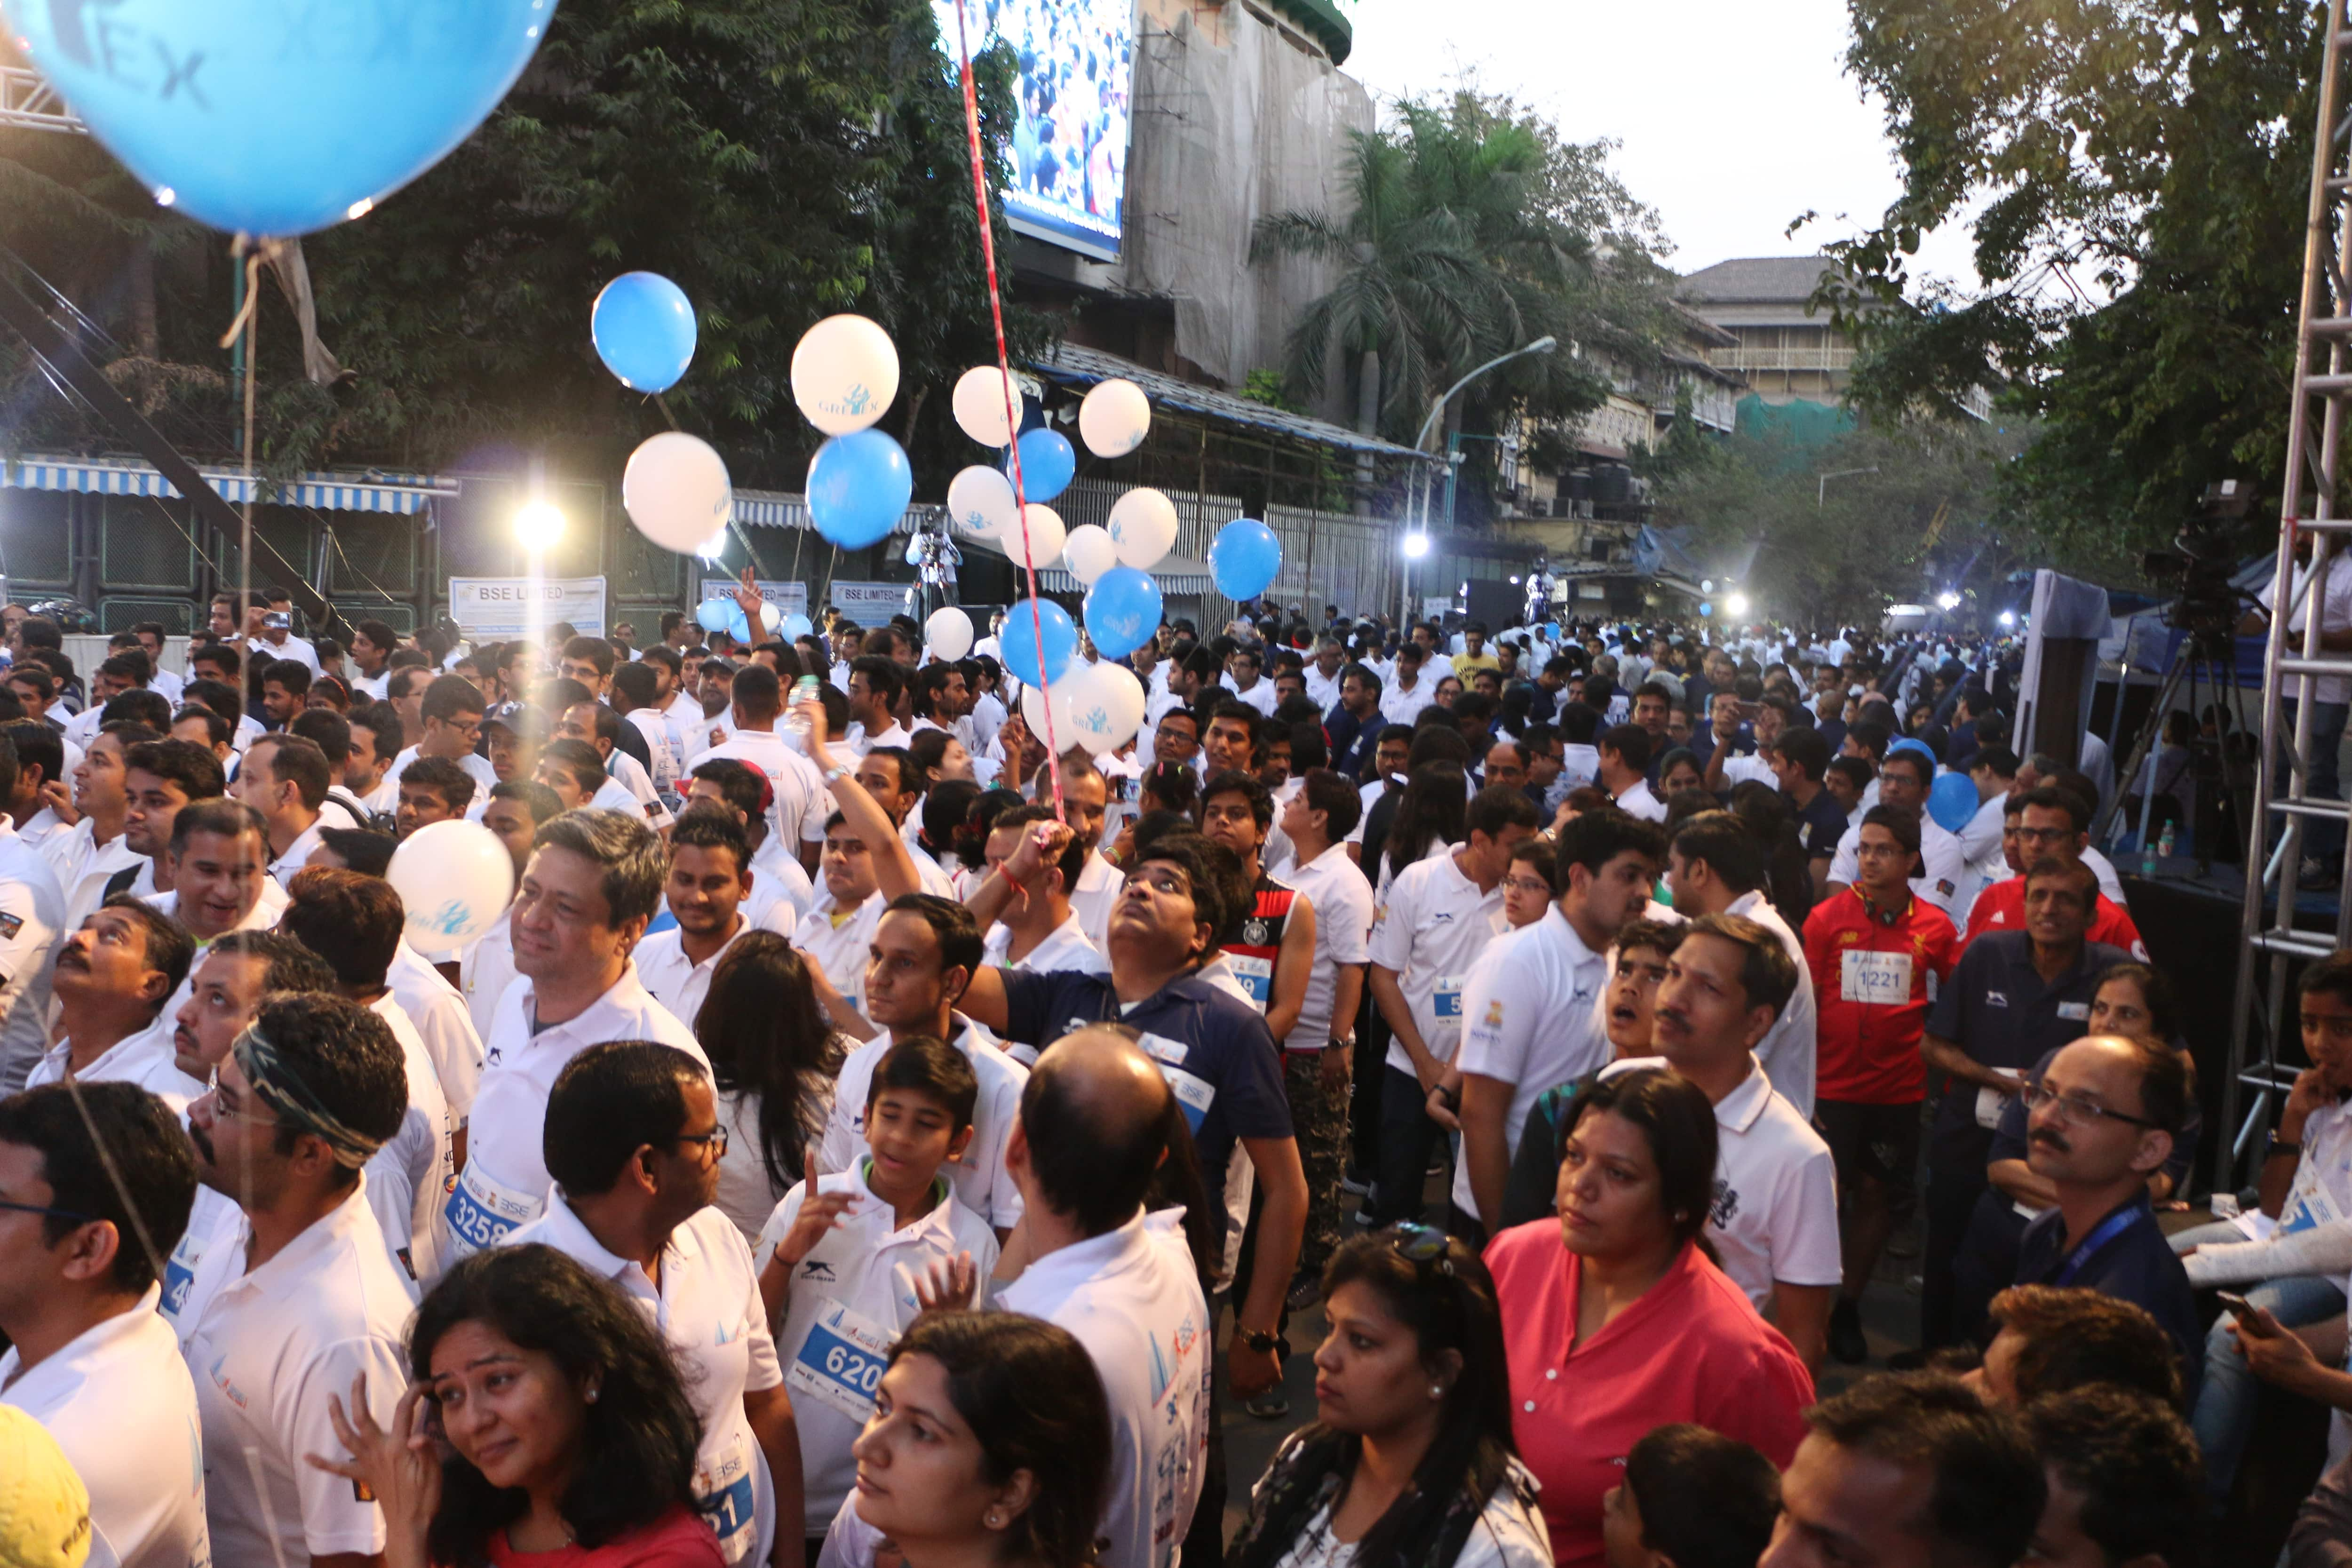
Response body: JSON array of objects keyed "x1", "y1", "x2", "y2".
[
  {"x1": 187, "y1": 1122, "x2": 215, "y2": 1166},
  {"x1": 2028, "y1": 1128, "x2": 2070, "y2": 1154}
]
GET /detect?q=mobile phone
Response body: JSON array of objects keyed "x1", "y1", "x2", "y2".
[{"x1": 2217, "y1": 1292, "x2": 2274, "y2": 1334}]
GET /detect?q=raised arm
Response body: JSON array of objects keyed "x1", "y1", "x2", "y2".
[{"x1": 798, "y1": 690, "x2": 920, "y2": 902}]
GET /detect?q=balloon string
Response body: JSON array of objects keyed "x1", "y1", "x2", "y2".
[{"x1": 952, "y1": 0, "x2": 1065, "y2": 824}]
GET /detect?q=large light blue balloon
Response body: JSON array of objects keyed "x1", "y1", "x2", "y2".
[
  {"x1": 782, "y1": 613, "x2": 813, "y2": 639},
  {"x1": 12, "y1": 0, "x2": 558, "y2": 236},
  {"x1": 1084, "y1": 567, "x2": 1162, "y2": 659},
  {"x1": 807, "y1": 430, "x2": 914, "y2": 549},
  {"x1": 1928, "y1": 771, "x2": 1978, "y2": 834},
  {"x1": 1211, "y1": 518, "x2": 1282, "y2": 600},
  {"x1": 1009, "y1": 429, "x2": 1076, "y2": 502},
  {"x1": 592, "y1": 272, "x2": 697, "y2": 393},
  {"x1": 1001, "y1": 598, "x2": 1077, "y2": 688},
  {"x1": 695, "y1": 598, "x2": 731, "y2": 633},
  {"x1": 723, "y1": 602, "x2": 753, "y2": 643}
]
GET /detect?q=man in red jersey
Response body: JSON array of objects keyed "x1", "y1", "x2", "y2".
[
  {"x1": 1804, "y1": 804, "x2": 1961, "y2": 1365},
  {"x1": 1963, "y1": 787, "x2": 2146, "y2": 959}
]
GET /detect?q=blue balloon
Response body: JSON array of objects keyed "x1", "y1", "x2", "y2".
[
  {"x1": 12, "y1": 1, "x2": 554, "y2": 236},
  {"x1": 1699, "y1": 603, "x2": 1714, "y2": 617},
  {"x1": 807, "y1": 430, "x2": 914, "y2": 549},
  {"x1": 1009, "y1": 429, "x2": 1076, "y2": 502},
  {"x1": 1210, "y1": 518, "x2": 1282, "y2": 600},
  {"x1": 1888, "y1": 738, "x2": 1937, "y2": 770},
  {"x1": 1928, "y1": 771, "x2": 1979, "y2": 834},
  {"x1": 592, "y1": 272, "x2": 697, "y2": 393},
  {"x1": 1084, "y1": 568, "x2": 1163, "y2": 660},
  {"x1": 781, "y1": 613, "x2": 813, "y2": 639},
  {"x1": 695, "y1": 598, "x2": 731, "y2": 633},
  {"x1": 723, "y1": 602, "x2": 752, "y2": 643},
  {"x1": 1001, "y1": 598, "x2": 1077, "y2": 688}
]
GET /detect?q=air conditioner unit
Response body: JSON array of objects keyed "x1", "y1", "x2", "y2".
[{"x1": 1527, "y1": 496, "x2": 1551, "y2": 518}]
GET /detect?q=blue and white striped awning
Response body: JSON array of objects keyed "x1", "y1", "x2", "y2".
[
  {"x1": 731, "y1": 488, "x2": 922, "y2": 537},
  {"x1": 0, "y1": 454, "x2": 456, "y2": 515}
]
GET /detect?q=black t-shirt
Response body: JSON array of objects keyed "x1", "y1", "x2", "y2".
[
  {"x1": 999, "y1": 969, "x2": 1294, "y2": 1251},
  {"x1": 1794, "y1": 788, "x2": 1848, "y2": 861}
]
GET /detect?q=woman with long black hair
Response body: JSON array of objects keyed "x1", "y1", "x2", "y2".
[
  {"x1": 1375, "y1": 761, "x2": 1469, "y2": 898},
  {"x1": 1228, "y1": 1226, "x2": 1550, "y2": 1568},
  {"x1": 311, "y1": 1245, "x2": 723, "y2": 1567},
  {"x1": 697, "y1": 931, "x2": 849, "y2": 1244}
]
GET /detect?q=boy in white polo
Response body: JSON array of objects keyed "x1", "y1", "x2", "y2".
[
  {"x1": 442, "y1": 808, "x2": 704, "y2": 1264},
  {"x1": 760, "y1": 1035, "x2": 999, "y2": 1550},
  {"x1": 172, "y1": 994, "x2": 414, "y2": 1568}
]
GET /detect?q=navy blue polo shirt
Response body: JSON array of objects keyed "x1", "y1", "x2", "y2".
[
  {"x1": 999, "y1": 968, "x2": 1293, "y2": 1252},
  {"x1": 1924, "y1": 932, "x2": 2130, "y2": 1177},
  {"x1": 2015, "y1": 1192, "x2": 2203, "y2": 1394},
  {"x1": 1793, "y1": 788, "x2": 1848, "y2": 861}
]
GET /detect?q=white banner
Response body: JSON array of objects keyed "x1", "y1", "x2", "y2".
[
  {"x1": 831, "y1": 581, "x2": 914, "y2": 622},
  {"x1": 448, "y1": 576, "x2": 607, "y2": 640},
  {"x1": 1422, "y1": 595, "x2": 1456, "y2": 617},
  {"x1": 700, "y1": 579, "x2": 810, "y2": 619}
]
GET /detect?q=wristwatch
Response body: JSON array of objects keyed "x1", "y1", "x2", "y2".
[
  {"x1": 2268, "y1": 1131, "x2": 2303, "y2": 1157},
  {"x1": 1240, "y1": 1327, "x2": 1281, "y2": 1354}
]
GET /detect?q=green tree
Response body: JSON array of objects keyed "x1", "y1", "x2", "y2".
[
  {"x1": 0, "y1": 0, "x2": 1036, "y2": 489},
  {"x1": 1819, "y1": 0, "x2": 2314, "y2": 567}
]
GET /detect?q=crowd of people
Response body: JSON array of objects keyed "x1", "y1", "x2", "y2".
[{"x1": 0, "y1": 581, "x2": 2340, "y2": 1568}]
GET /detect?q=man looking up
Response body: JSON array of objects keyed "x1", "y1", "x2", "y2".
[
  {"x1": 25, "y1": 897, "x2": 198, "y2": 1108},
  {"x1": 1804, "y1": 805, "x2": 1960, "y2": 1366},
  {"x1": 231, "y1": 732, "x2": 336, "y2": 888},
  {"x1": 506, "y1": 1042, "x2": 797, "y2": 1567},
  {"x1": 0, "y1": 1081, "x2": 208, "y2": 1568},
  {"x1": 1664, "y1": 810, "x2": 1820, "y2": 1118},
  {"x1": 1455, "y1": 806, "x2": 1664, "y2": 1237},
  {"x1": 440, "y1": 808, "x2": 705, "y2": 1263},
  {"x1": 168, "y1": 992, "x2": 413, "y2": 1568},
  {"x1": 45, "y1": 723, "x2": 156, "y2": 932},
  {"x1": 636, "y1": 805, "x2": 757, "y2": 1027},
  {"x1": 1625, "y1": 913, "x2": 1840, "y2": 1369},
  {"x1": 0, "y1": 730, "x2": 66, "y2": 1095}
]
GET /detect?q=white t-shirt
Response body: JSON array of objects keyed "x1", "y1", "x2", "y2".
[
  {"x1": 2261, "y1": 551, "x2": 2352, "y2": 704},
  {"x1": 819, "y1": 1021, "x2": 1027, "y2": 1231},
  {"x1": 442, "y1": 967, "x2": 703, "y2": 1262},
  {"x1": 175, "y1": 1184, "x2": 413, "y2": 1568},
  {"x1": 1284, "y1": 844, "x2": 1375, "y2": 1049},
  {"x1": 1727, "y1": 889, "x2": 1819, "y2": 1122},
  {"x1": 748, "y1": 836, "x2": 817, "y2": 933},
  {"x1": 635, "y1": 920, "x2": 754, "y2": 1033},
  {"x1": 42, "y1": 818, "x2": 144, "y2": 938},
  {"x1": 460, "y1": 917, "x2": 518, "y2": 1045},
  {"x1": 1829, "y1": 813, "x2": 1971, "y2": 917},
  {"x1": 0, "y1": 822, "x2": 65, "y2": 1093},
  {"x1": 792, "y1": 889, "x2": 886, "y2": 1020},
  {"x1": 1367, "y1": 849, "x2": 1506, "y2": 1077},
  {"x1": 1068, "y1": 849, "x2": 1125, "y2": 950},
  {"x1": 1453, "y1": 904, "x2": 1610, "y2": 1222},
  {"x1": 0, "y1": 1289, "x2": 209, "y2": 1568},
  {"x1": 691, "y1": 729, "x2": 834, "y2": 850},
  {"x1": 363, "y1": 991, "x2": 454, "y2": 1289},
  {"x1": 24, "y1": 1016, "x2": 203, "y2": 1112},
  {"x1": 982, "y1": 914, "x2": 1111, "y2": 1063},
  {"x1": 388, "y1": 939, "x2": 486, "y2": 1126},
  {"x1": 997, "y1": 1211, "x2": 1212, "y2": 1568},
  {"x1": 759, "y1": 1163, "x2": 1001, "y2": 1536},
  {"x1": 1613, "y1": 779, "x2": 1668, "y2": 822},
  {"x1": 1608, "y1": 1055, "x2": 1842, "y2": 1308},
  {"x1": 384, "y1": 744, "x2": 497, "y2": 810},
  {"x1": 508, "y1": 1196, "x2": 783, "y2": 1565}
]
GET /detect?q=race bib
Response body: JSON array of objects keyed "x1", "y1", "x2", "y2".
[
  {"x1": 1226, "y1": 955, "x2": 1272, "y2": 1013},
  {"x1": 2056, "y1": 1001, "x2": 2090, "y2": 1021},
  {"x1": 1431, "y1": 975, "x2": 1468, "y2": 1020},
  {"x1": 787, "y1": 1298, "x2": 895, "y2": 1423},
  {"x1": 1840, "y1": 949, "x2": 1913, "y2": 1007},
  {"x1": 693, "y1": 1426, "x2": 760, "y2": 1563},
  {"x1": 1975, "y1": 1070, "x2": 2023, "y2": 1130},
  {"x1": 2285, "y1": 1177, "x2": 2347, "y2": 1235},
  {"x1": 439, "y1": 1162, "x2": 542, "y2": 1261},
  {"x1": 1163, "y1": 1065, "x2": 1217, "y2": 1133}
]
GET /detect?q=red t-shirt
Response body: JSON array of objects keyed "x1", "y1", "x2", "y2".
[
  {"x1": 1483, "y1": 1221, "x2": 1813, "y2": 1568},
  {"x1": 484, "y1": 1506, "x2": 726, "y2": 1568},
  {"x1": 1804, "y1": 887, "x2": 1960, "y2": 1104},
  {"x1": 1963, "y1": 876, "x2": 2147, "y2": 958}
]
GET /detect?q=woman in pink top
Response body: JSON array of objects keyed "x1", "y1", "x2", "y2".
[
  {"x1": 311, "y1": 1245, "x2": 725, "y2": 1568},
  {"x1": 1484, "y1": 1068, "x2": 1812, "y2": 1568}
]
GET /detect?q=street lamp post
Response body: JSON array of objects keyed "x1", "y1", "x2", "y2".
[
  {"x1": 1399, "y1": 334, "x2": 1559, "y2": 627},
  {"x1": 1816, "y1": 466, "x2": 1880, "y2": 507}
]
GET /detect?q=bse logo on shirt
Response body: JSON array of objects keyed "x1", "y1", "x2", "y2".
[{"x1": 1708, "y1": 1177, "x2": 1740, "y2": 1230}]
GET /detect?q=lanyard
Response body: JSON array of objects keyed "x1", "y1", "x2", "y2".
[{"x1": 2053, "y1": 1206, "x2": 2144, "y2": 1286}]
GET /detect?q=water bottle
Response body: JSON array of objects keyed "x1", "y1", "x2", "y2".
[
  {"x1": 783, "y1": 674, "x2": 820, "y2": 744},
  {"x1": 2157, "y1": 822, "x2": 2177, "y2": 861}
]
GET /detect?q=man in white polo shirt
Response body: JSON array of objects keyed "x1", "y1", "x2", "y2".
[
  {"x1": 1620, "y1": 912, "x2": 1840, "y2": 1371},
  {"x1": 1595, "y1": 723, "x2": 1667, "y2": 823},
  {"x1": 171, "y1": 992, "x2": 413, "y2": 1568},
  {"x1": 1825, "y1": 748, "x2": 1969, "y2": 918},
  {"x1": 636, "y1": 806, "x2": 760, "y2": 1027},
  {"x1": 689, "y1": 664, "x2": 829, "y2": 873},
  {"x1": 844, "y1": 655, "x2": 913, "y2": 755},
  {"x1": 506, "y1": 1041, "x2": 795, "y2": 1567},
  {"x1": 440, "y1": 807, "x2": 704, "y2": 1264},
  {"x1": 0, "y1": 1081, "x2": 210, "y2": 1568},
  {"x1": 230, "y1": 732, "x2": 337, "y2": 889},
  {"x1": 1661, "y1": 811, "x2": 1820, "y2": 1119},
  {"x1": 977, "y1": 804, "x2": 1111, "y2": 1014},
  {"x1": 0, "y1": 748, "x2": 67, "y2": 1092},
  {"x1": 381, "y1": 673, "x2": 497, "y2": 806},
  {"x1": 24, "y1": 898, "x2": 199, "y2": 1111},
  {"x1": 1367, "y1": 786, "x2": 1540, "y2": 1226},
  {"x1": 1454, "y1": 808, "x2": 1664, "y2": 1237}
]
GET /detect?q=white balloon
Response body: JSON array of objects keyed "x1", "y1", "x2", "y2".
[
  {"x1": 1106, "y1": 487, "x2": 1179, "y2": 569},
  {"x1": 622, "y1": 432, "x2": 733, "y2": 553},
  {"x1": 926, "y1": 606, "x2": 975, "y2": 661},
  {"x1": 945, "y1": 465, "x2": 1017, "y2": 542},
  {"x1": 1062, "y1": 524, "x2": 1118, "y2": 586},
  {"x1": 791, "y1": 314, "x2": 900, "y2": 435},
  {"x1": 388, "y1": 820, "x2": 515, "y2": 956},
  {"x1": 953, "y1": 365, "x2": 1017, "y2": 447},
  {"x1": 1079, "y1": 378, "x2": 1151, "y2": 458},
  {"x1": 1004, "y1": 503, "x2": 1066, "y2": 570},
  {"x1": 1062, "y1": 661, "x2": 1147, "y2": 751},
  {"x1": 1020, "y1": 681, "x2": 1078, "y2": 755},
  {"x1": 761, "y1": 603, "x2": 782, "y2": 633}
]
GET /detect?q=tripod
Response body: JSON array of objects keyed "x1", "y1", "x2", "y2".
[{"x1": 2098, "y1": 621, "x2": 2257, "y2": 878}]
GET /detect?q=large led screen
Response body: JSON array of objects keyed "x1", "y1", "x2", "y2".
[{"x1": 933, "y1": 0, "x2": 1136, "y2": 262}]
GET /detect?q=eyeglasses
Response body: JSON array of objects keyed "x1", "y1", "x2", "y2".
[
  {"x1": 0, "y1": 1198, "x2": 96, "y2": 1224},
  {"x1": 212, "y1": 1097, "x2": 281, "y2": 1129},
  {"x1": 1386, "y1": 1222, "x2": 1456, "y2": 1278},
  {"x1": 1503, "y1": 876, "x2": 1553, "y2": 897},
  {"x1": 2021, "y1": 1082, "x2": 2160, "y2": 1130},
  {"x1": 675, "y1": 1126, "x2": 730, "y2": 1159}
]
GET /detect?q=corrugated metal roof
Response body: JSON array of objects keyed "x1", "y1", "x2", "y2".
[
  {"x1": 1033, "y1": 343, "x2": 1434, "y2": 461},
  {"x1": 1676, "y1": 256, "x2": 1842, "y2": 306}
]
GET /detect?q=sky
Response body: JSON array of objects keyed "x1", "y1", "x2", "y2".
[{"x1": 1337, "y1": 0, "x2": 1979, "y2": 286}]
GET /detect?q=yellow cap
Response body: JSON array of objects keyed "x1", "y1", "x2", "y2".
[{"x1": 0, "y1": 1404, "x2": 93, "y2": 1568}]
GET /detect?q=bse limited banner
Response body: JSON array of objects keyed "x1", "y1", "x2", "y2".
[{"x1": 449, "y1": 576, "x2": 608, "y2": 640}]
